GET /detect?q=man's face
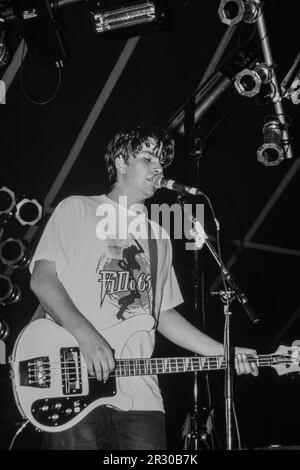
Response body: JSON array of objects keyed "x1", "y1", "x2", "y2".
[{"x1": 120, "y1": 139, "x2": 163, "y2": 201}]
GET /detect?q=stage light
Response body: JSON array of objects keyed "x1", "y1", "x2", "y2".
[
  {"x1": 0, "y1": 274, "x2": 21, "y2": 306},
  {"x1": 0, "y1": 187, "x2": 16, "y2": 215},
  {"x1": 9, "y1": 0, "x2": 67, "y2": 67},
  {"x1": 15, "y1": 198, "x2": 43, "y2": 226},
  {"x1": 0, "y1": 238, "x2": 31, "y2": 269},
  {"x1": 91, "y1": 1, "x2": 167, "y2": 34},
  {"x1": 234, "y1": 63, "x2": 273, "y2": 98},
  {"x1": 218, "y1": 0, "x2": 261, "y2": 26},
  {"x1": 0, "y1": 318, "x2": 9, "y2": 341},
  {"x1": 257, "y1": 119, "x2": 285, "y2": 166}
]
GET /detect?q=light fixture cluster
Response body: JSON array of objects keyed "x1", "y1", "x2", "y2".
[
  {"x1": 0, "y1": 187, "x2": 42, "y2": 225},
  {"x1": 218, "y1": 0, "x2": 293, "y2": 166},
  {"x1": 0, "y1": 186, "x2": 42, "y2": 306},
  {"x1": 0, "y1": 0, "x2": 170, "y2": 71}
]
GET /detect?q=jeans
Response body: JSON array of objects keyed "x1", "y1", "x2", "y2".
[{"x1": 41, "y1": 407, "x2": 167, "y2": 450}]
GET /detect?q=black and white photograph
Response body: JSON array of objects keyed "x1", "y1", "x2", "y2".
[{"x1": 0, "y1": 0, "x2": 300, "y2": 454}]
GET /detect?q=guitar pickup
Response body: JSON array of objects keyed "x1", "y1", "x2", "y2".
[{"x1": 61, "y1": 347, "x2": 82, "y2": 395}]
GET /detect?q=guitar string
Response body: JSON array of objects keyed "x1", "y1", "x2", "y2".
[
  {"x1": 27, "y1": 361, "x2": 281, "y2": 378},
  {"x1": 26, "y1": 363, "x2": 276, "y2": 383},
  {"x1": 25, "y1": 358, "x2": 293, "y2": 385},
  {"x1": 26, "y1": 359, "x2": 294, "y2": 386},
  {"x1": 26, "y1": 357, "x2": 293, "y2": 383},
  {"x1": 26, "y1": 355, "x2": 293, "y2": 371},
  {"x1": 26, "y1": 354, "x2": 281, "y2": 367},
  {"x1": 26, "y1": 356, "x2": 293, "y2": 372}
]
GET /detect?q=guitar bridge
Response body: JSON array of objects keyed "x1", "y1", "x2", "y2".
[
  {"x1": 19, "y1": 357, "x2": 50, "y2": 388},
  {"x1": 61, "y1": 347, "x2": 82, "y2": 394}
]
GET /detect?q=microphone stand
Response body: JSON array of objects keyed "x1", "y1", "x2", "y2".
[
  {"x1": 176, "y1": 195, "x2": 260, "y2": 450},
  {"x1": 181, "y1": 126, "x2": 212, "y2": 450}
]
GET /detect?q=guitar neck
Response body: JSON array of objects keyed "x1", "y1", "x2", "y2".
[{"x1": 113, "y1": 354, "x2": 279, "y2": 377}]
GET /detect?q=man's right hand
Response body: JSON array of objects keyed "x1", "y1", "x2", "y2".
[{"x1": 75, "y1": 326, "x2": 115, "y2": 382}]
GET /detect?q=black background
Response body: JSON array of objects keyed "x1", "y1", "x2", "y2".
[{"x1": 1, "y1": 0, "x2": 300, "y2": 450}]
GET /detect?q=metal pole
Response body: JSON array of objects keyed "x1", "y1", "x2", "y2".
[
  {"x1": 224, "y1": 305, "x2": 233, "y2": 450},
  {"x1": 199, "y1": 25, "x2": 237, "y2": 88},
  {"x1": 255, "y1": 0, "x2": 293, "y2": 159}
]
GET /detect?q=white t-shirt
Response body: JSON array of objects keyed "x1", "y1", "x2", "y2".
[{"x1": 30, "y1": 195, "x2": 183, "y2": 411}]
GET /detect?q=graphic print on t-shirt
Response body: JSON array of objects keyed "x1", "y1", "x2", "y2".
[{"x1": 97, "y1": 237, "x2": 152, "y2": 321}]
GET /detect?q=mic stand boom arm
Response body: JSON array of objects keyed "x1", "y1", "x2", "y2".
[{"x1": 177, "y1": 195, "x2": 261, "y2": 326}]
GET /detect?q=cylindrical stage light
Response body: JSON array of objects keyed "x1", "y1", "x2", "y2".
[
  {"x1": 257, "y1": 120, "x2": 285, "y2": 166},
  {"x1": 0, "y1": 187, "x2": 16, "y2": 214},
  {"x1": 0, "y1": 238, "x2": 31, "y2": 268},
  {"x1": 0, "y1": 274, "x2": 21, "y2": 305},
  {"x1": 218, "y1": 0, "x2": 261, "y2": 26},
  {"x1": 92, "y1": 1, "x2": 157, "y2": 33},
  {"x1": 15, "y1": 198, "x2": 43, "y2": 226},
  {"x1": 234, "y1": 63, "x2": 273, "y2": 97}
]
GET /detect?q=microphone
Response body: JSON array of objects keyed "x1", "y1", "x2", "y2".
[{"x1": 152, "y1": 175, "x2": 204, "y2": 196}]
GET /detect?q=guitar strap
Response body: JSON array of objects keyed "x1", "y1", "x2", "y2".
[
  {"x1": 147, "y1": 220, "x2": 158, "y2": 318},
  {"x1": 29, "y1": 303, "x2": 46, "y2": 323}
]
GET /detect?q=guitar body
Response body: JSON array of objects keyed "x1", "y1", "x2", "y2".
[{"x1": 10, "y1": 314, "x2": 155, "y2": 432}]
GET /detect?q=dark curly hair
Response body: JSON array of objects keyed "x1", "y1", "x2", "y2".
[{"x1": 104, "y1": 126, "x2": 174, "y2": 186}]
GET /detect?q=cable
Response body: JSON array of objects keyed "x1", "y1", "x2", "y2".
[
  {"x1": 19, "y1": 39, "x2": 63, "y2": 105},
  {"x1": 8, "y1": 420, "x2": 29, "y2": 450}
]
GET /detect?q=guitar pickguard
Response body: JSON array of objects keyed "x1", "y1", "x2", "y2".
[{"x1": 31, "y1": 377, "x2": 116, "y2": 428}]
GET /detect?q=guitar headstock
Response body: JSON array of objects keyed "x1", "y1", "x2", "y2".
[{"x1": 271, "y1": 341, "x2": 300, "y2": 376}]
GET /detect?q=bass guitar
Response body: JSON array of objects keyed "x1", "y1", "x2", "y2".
[{"x1": 10, "y1": 314, "x2": 300, "y2": 432}]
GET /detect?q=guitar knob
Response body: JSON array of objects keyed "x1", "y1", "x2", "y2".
[
  {"x1": 49, "y1": 414, "x2": 59, "y2": 422},
  {"x1": 54, "y1": 402, "x2": 62, "y2": 410},
  {"x1": 41, "y1": 405, "x2": 49, "y2": 412},
  {"x1": 65, "y1": 408, "x2": 72, "y2": 415}
]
